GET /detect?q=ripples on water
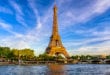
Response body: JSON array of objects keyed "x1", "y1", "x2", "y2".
[{"x1": 0, "y1": 64, "x2": 110, "y2": 75}]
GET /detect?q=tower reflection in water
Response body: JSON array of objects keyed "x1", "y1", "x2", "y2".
[{"x1": 47, "y1": 64, "x2": 65, "y2": 75}]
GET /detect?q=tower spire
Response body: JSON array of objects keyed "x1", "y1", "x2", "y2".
[
  {"x1": 54, "y1": 0, "x2": 56, "y2": 4},
  {"x1": 54, "y1": 0, "x2": 56, "y2": 5},
  {"x1": 52, "y1": 0, "x2": 58, "y2": 36}
]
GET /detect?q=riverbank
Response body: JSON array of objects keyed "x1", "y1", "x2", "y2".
[{"x1": 0, "y1": 61, "x2": 110, "y2": 66}]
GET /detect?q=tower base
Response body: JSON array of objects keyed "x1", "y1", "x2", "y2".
[{"x1": 46, "y1": 47, "x2": 69, "y2": 58}]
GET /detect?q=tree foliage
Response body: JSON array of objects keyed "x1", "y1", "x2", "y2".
[
  {"x1": 38, "y1": 53, "x2": 56, "y2": 61},
  {"x1": 0, "y1": 46, "x2": 35, "y2": 61}
]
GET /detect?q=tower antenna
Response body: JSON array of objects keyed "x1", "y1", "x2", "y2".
[{"x1": 54, "y1": 0, "x2": 56, "y2": 5}]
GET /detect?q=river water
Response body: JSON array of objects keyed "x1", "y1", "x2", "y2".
[{"x1": 0, "y1": 64, "x2": 110, "y2": 75}]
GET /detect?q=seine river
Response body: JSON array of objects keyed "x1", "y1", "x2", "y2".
[{"x1": 0, "y1": 64, "x2": 110, "y2": 75}]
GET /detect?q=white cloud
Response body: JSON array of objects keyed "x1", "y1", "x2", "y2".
[
  {"x1": 0, "y1": 20, "x2": 24, "y2": 38},
  {"x1": 27, "y1": 0, "x2": 42, "y2": 30},
  {"x1": 9, "y1": 0, "x2": 28, "y2": 28},
  {"x1": 74, "y1": 23, "x2": 110, "y2": 37},
  {"x1": 58, "y1": 0, "x2": 110, "y2": 27},
  {"x1": 65, "y1": 33, "x2": 110, "y2": 55},
  {"x1": 66, "y1": 35, "x2": 110, "y2": 47},
  {"x1": 0, "y1": 36, "x2": 30, "y2": 49},
  {"x1": 9, "y1": 1, "x2": 23, "y2": 16},
  {"x1": 95, "y1": 0, "x2": 110, "y2": 13},
  {"x1": 0, "y1": 6, "x2": 13, "y2": 14},
  {"x1": 70, "y1": 41, "x2": 110, "y2": 55},
  {"x1": 0, "y1": 21, "x2": 12, "y2": 29},
  {"x1": 16, "y1": 15, "x2": 28, "y2": 28}
]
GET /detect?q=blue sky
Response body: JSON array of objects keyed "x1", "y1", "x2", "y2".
[{"x1": 0, "y1": 0, "x2": 110, "y2": 55}]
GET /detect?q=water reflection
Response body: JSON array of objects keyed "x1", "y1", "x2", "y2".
[
  {"x1": 47, "y1": 64, "x2": 65, "y2": 75},
  {"x1": 0, "y1": 64, "x2": 110, "y2": 75}
]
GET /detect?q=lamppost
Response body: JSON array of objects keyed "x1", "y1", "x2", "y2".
[{"x1": 18, "y1": 50, "x2": 21, "y2": 65}]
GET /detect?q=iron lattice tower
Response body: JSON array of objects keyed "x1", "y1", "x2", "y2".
[{"x1": 45, "y1": 4, "x2": 69, "y2": 58}]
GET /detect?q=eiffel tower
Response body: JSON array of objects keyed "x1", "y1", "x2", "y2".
[{"x1": 45, "y1": 2, "x2": 69, "y2": 58}]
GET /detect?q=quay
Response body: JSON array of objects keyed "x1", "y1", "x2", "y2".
[{"x1": 1, "y1": 59, "x2": 110, "y2": 65}]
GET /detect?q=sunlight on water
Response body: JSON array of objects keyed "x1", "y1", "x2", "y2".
[{"x1": 0, "y1": 64, "x2": 110, "y2": 75}]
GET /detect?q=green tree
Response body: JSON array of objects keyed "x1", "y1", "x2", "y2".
[
  {"x1": 71, "y1": 55, "x2": 80, "y2": 60},
  {"x1": 38, "y1": 53, "x2": 55, "y2": 61},
  {"x1": 0, "y1": 47, "x2": 11, "y2": 58},
  {"x1": 106, "y1": 55, "x2": 110, "y2": 59}
]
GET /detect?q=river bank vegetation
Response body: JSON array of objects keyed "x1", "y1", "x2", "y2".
[{"x1": 0, "y1": 46, "x2": 110, "y2": 64}]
